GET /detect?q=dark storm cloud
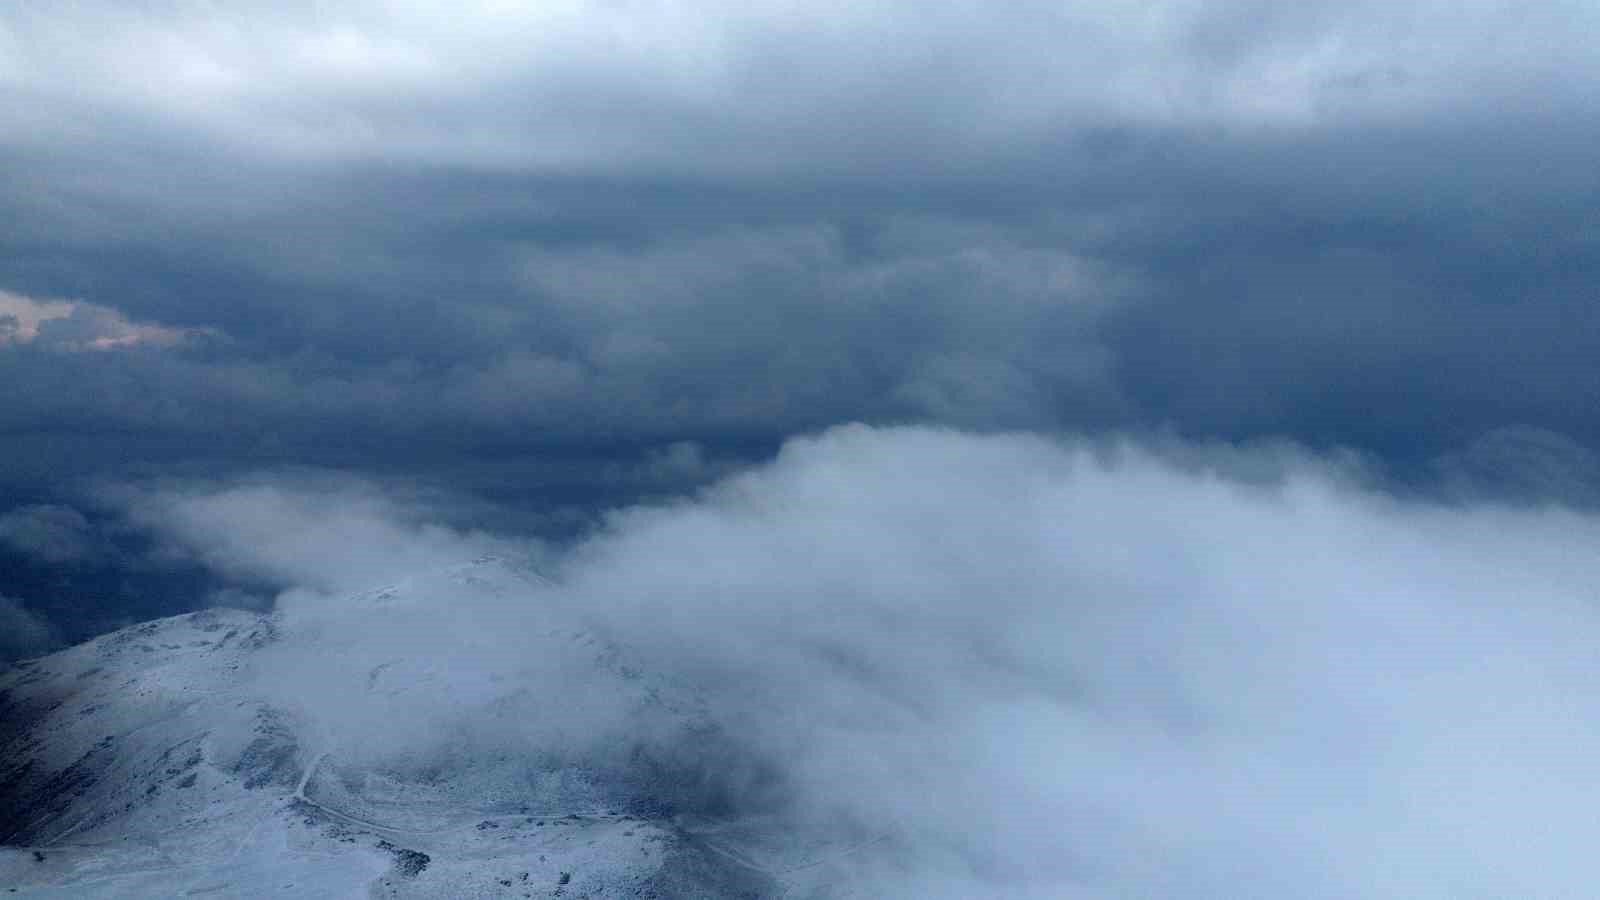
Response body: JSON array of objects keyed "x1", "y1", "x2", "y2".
[
  {"x1": 0, "y1": 214, "x2": 1130, "y2": 447},
  {"x1": 0, "y1": 504, "x2": 97, "y2": 564},
  {"x1": 6, "y1": 2, "x2": 1595, "y2": 172},
  {"x1": 1433, "y1": 425, "x2": 1600, "y2": 507},
  {"x1": 1, "y1": 1, "x2": 1598, "y2": 632},
  {"x1": 4, "y1": 8, "x2": 1600, "y2": 894},
  {"x1": 0, "y1": 595, "x2": 56, "y2": 664}
]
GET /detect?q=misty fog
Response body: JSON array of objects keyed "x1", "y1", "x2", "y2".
[{"x1": 106, "y1": 425, "x2": 1600, "y2": 898}]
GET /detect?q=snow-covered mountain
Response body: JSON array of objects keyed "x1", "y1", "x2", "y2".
[{"x1": 0, "y1": 559, "x2": 857, "y2": 898}]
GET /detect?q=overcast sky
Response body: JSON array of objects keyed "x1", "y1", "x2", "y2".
[
  {"x1": 2, "y1": 0, "x2": 1599, "y2": 684},
  {"x1": 5, "y1": 4, "x2": 1600, "y2": 895}
]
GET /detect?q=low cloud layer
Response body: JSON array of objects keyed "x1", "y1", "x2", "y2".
[
  {"x1": 113, "y1": 471, "x2": 517, "y2": 598},
  {"x1": 115, "y1": 426, "x2": 1600, "y2": 898}
]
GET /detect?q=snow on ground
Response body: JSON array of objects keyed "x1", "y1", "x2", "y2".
[{"x1": 0, "y1": 560, "x2": 791, "y2": 898}]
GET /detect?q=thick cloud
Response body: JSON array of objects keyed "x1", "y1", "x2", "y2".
[
  {"x1": 3, "y1": 3, "x2": 1596, "y2": 473},
  {"x1": 0, "y1": 504, "x2": 97, "y2": 564},
  {"x1": 1433, "y1": 425, "x2": 1600, "y2": 507},
  {"x1": 111, "y1": 471, "x2": 518, "y2": 597},
  {"x1": 4, "y1": 2, "x2": 1596, "y2": 173},
  {"x1": 105, "y1": 426, "x2": 1600, "y2": 898},
  {"x1": 0, "y1": 595, "x2": 56, "y2": 665},
  {"x1": 2, "y1": 10, "x2": 1600, "y2": 856}
]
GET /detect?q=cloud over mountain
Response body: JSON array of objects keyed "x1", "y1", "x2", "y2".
[
  {"x1": 93, "y1": 425, "x2": 1600, "y2": 897},
  {"x1": 2, "y1": 7, "x2": 1598, "y2": 893}
]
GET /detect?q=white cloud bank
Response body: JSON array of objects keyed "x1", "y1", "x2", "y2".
[{"x1": 121, "y1": 425, "x2": 1600, "y2": 898}]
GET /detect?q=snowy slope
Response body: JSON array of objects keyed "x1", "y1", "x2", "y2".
[{"x1": 0, "y1": 559, "x2": 791, "y2": 898}]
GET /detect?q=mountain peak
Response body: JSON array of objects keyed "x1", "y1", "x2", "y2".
[{"x1": 0, "y1": 569, "x2": 792, "y2": 898}]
